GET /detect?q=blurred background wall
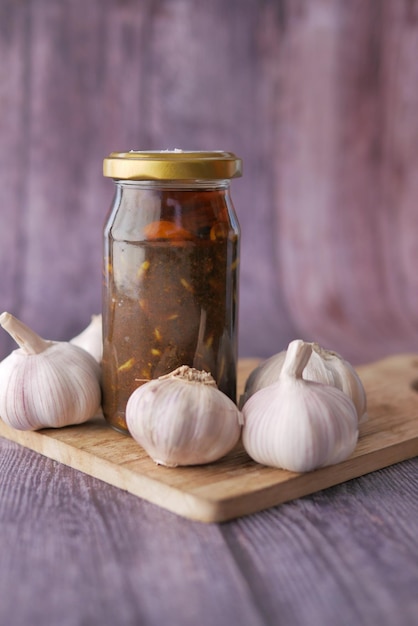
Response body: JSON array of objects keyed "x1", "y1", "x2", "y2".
[{"x1": 1, "y1": 0, "x2": 418, "y2": 364}]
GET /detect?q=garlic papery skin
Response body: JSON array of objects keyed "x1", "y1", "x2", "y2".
[
  {"x1": 242, "y1": 340, "x2": 359, "y2": 473},
  {"x1": 242, "y1": 341, "x2": 367, "y2": 422},
  {"x1": 70, "y1": 314, "x2": 103, "y2": 363},
  {"x1": 0, "y1": 312, "x2": 101, "y2": 431},
  {"x1": 126, "y1": 365, "x2": 243, "y2": 467}
]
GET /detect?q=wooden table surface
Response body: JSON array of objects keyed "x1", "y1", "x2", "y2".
[
  {"x1": 0, "y1": 441, "x2": 417, "y2": 626},
  {"x1": 1, "y1": 367, "x2": 418, "y2": 625}
]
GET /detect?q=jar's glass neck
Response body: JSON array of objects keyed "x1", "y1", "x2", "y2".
[{"x1": 113, "y1": 179, "x2": 231, "y2": 191}]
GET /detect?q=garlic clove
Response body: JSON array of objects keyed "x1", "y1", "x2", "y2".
[
  {"x1": 310, "y1": 344, "x2": 368, "y2": 423},
  {"x1": 242, "y1": 340, "x2": 359, "y2": 472},
  {"x1": 70, "y1": 314, "x2": 103, "y2": 363},
  {"x1": 0, "y1": 312, "x2": 101, "y2": 431},
  {"x1": 126, "y1": 365, "x2": 242, "y2": 467},
  {"x1": 241, "y1": 340, "x2": 367, "y2": 422}
]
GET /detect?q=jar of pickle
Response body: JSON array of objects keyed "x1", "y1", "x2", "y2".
[{"x1": 102, "y1": 150, "x2": 242, "y2": 433}]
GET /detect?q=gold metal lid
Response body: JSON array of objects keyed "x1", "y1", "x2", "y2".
[{"x1": 103, "y1": 150, "x2": 242, "y2": 180}]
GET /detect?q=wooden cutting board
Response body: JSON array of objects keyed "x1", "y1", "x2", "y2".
[{"x1": 0, "y1": 354, "x2": 417, "y2": 523}]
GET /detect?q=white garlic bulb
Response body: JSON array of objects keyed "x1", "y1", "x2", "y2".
[
  {"x1": 0, "y1": 312, "x2": 101, "y2": 431},
  {"x1": 126, "y1": 365, "x2": 243, "y2": 467},
  {"x1": 242, "y1": 341, "x2": 367, "y2": 422},
  {"x1": 70, "y1": 314, "x2": 103, "y2": 363},
  {"x1": 242, "y1": 340, "x2": 359, "y2": 472}
]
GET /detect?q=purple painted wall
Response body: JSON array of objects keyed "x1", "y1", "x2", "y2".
[{"x1": 1, "y1": 0, "x2": 418, "y2": 364}]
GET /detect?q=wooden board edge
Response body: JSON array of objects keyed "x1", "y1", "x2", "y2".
[
  {"x1": 2, "y1": 422, "x2": 416, "y2": 523},
  {"x1": 0, "y1": 424, "x2": 230, "y2": 523},
  {"x1": 210, "y1": 438, "x2": 418, "y2": 522}
]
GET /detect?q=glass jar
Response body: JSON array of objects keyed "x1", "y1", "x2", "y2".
[{"x1": 102, "y1": 150, "x2": 242, "y2": 433}]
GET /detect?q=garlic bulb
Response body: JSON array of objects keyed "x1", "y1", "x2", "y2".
[
  {"x1": 70, "y1": 314, "x2": 103, "y2": 363},
  {"x1": 126, "y1": 365, "x2": 243, "y2": 467},
  {"x1": 242, "y1": 340, "x2": 359, "y2": 472},
  {"x1": 0, "y1": 312, "x2": 101, "y2": 431},
  {"x1": 242, "y1": 341, "x2": 367, "y2": 422}
]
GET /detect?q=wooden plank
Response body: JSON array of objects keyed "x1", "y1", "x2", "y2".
[
  {"x1": 0, "y1": 0, "x2": 30, "y2": 359},
  {"x1": 276, "y1": 0, "x2": 418, "y2": 364},
  {"x1": 1, "y1": 355, "x2": 418, "y2": 522},
  {"x1": 3, "y1": 0, "x2": 418, "y2": 366}
]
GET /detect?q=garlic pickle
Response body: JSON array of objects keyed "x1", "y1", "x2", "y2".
[{"x1": 102, "y1": 151, "x2": 242, "y2": 433}]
